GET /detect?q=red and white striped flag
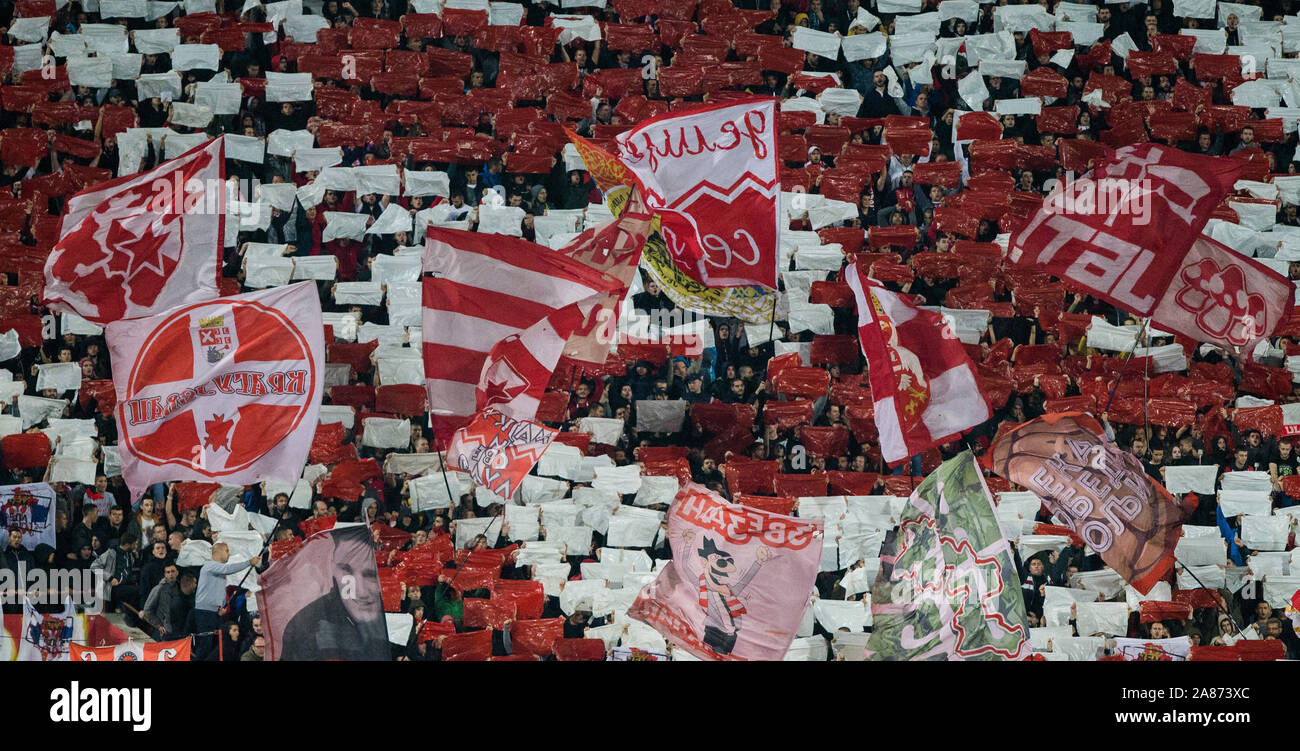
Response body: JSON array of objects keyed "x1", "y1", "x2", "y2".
[
  {"x1": 422, "y1": 228, "x2": 618, "y2": 437},
  {"x1": 845, "y1": 261, "x2": 991, "y2": 466}
]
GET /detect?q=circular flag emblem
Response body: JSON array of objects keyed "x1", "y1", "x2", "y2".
[{"x1": 119, "y1": 298, "x2": 317, "y2": 477}]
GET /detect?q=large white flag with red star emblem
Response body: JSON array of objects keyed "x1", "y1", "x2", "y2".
[
  {"x1": 44, "y1": 138, "x2": 224, "y2": 325},
  {"x1": 422, "y1": 228, "x2": 619, "y2": 440},
  {"x1": 106, "y1": 282, "x2": 324, "y2": 499},
  {"x1": 446, "y1": 409, "x2": 557, "y2": 499},
  {"x1": 845, "y1": 260, "x2": 990, "y2": 466}
]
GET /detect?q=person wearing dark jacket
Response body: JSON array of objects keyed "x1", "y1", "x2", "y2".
[{"x1": 1, "y1": 528, "x2": 35, "y2": 576}]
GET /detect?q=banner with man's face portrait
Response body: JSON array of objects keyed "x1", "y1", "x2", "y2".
[
  {"x1": 988, "y1": 412, "x2": 1185, "y2": 594},
  {"x1": 257, "y1": 524, "x2": 388, "y2": 661}
]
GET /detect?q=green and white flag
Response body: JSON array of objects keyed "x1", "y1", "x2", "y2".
[{"x1": 864, "y1": 451, "x2": 1030, "y2": 660}]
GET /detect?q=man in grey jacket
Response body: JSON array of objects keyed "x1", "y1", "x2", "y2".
[
  {"x1": 194, "y1": 542, "x2": 260, "y2": 661},
  {"x1": 141, "y1": 563, "x2": 184, "y2": 640}
]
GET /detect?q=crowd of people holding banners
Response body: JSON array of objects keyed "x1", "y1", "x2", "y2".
[{"x1": 2, "y1": 0, "x2": 1300, "y2": 661}]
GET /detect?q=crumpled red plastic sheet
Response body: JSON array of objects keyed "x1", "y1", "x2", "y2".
[
  {"x1": 845, "y1": 403, "x2": 877, "y2": 443},
  {"x1": 723, "y1": 459, "x2": 779, "y2": 496},
  {"x1": 327, "y1": 341, "x2": 378, "y2": 375},
  {"x1": 375, "y1": 384, "x2": 428, "y2": 416},
  {"x1": 269, "y1": 536, "x2": 302, "y2": 562},
  {"x1": 299, "y1": 514, "x2": 337, "y2": 539},
  {"x1": 442, "y1": 629, "x2": 492, "y2": 661},
  {"x1": 174, "y1": 482, "x2": 222, "y2": 511},
  {"x1": 867, "y1": 225, "x2": 918, "y2": 250},
  {"x1": 735, "y1": 493, "x2": 796, "y2": 516},
  {"x1": 1188, "y1": 645, "x2": 1239, "y2": 662},
  {"x1": 415, "y1": 619, "x2": 456, "y2": 647},
  {"x1": 643, "y1": 458, "x2": 694, "y2": 486},
  {"x1": 799, "y1": 426, "x2": 849, "y2": 459},
  {"x1": 1153, "y1": 33, "x2": 1197, "y2": 61},
  {"x1": 1237, "y1": 640, "x2": 1286, "y2": 661},
  {"x1": 1241, "y1": 362, "x2": 1293, "y2": 400},
  {"x1": 372, "y1": 522, "x2": 412, "y2": 551},
  {"x1": 771, "y1": 367, "x2": 830, "y2": 398},
  {"x1": 808, "y1": 281, "x2": 855, "y2": 307},
  {"x1": 692, "y1": 402, "x2": 756, "y2": 434},
  {"x1": 377, "y1": 566, "x2": 402, "y2": 612},
  {"x1": 494, "y1": 579, "x2": 545, "y2": 620},
  {"x1": 761, "y1": 399, "x2": 814, "y2": 431},
  {"x1": 1144, "y1": 397, "x2": 1197, "y2": 427},
  {"x1": 1139, "y1": 601, "x2": 1192, "y2": 624},
  {"x1": 809, "y1": 335, "x2": 858, "y2": 365},
  {"x1": 509, "y1": 617, "x2": 565, "y2": 657},
  {"x1": 824, "y1": 471, "x2": 880, "y2": 495},
  {"x1": 911, "y1": 160, "x2": 962, "y2": 188},
  {"x1": 954, "y1": 111, "x2": 1002, "y2": 142},
  {"x1": 308, "y1": 422, "x2": 351, "y2": 465},
  {"x1": 882, "y1": 476, "x2": 921, "y2": 496},
  {"x1": 1231, "y1": 405, "x2": 1282, "y2": 437},
  {"x1": 774, "y1": 473, "x2": 828, "y2": 498},
  {"x1": 1044, "y1": 395, "x2": 1097, "y2": 414},
  {"x1": 449, "y1": 561, "x2": 500, "y2": 594},
  {"x1": 1012, "y1": 344, "x2": 1062, "y2": 366},
  {"x1": 463, "y1": 597, "x2": 517, "y2": 631},
  {"x1": 554, "y1": 638, "x2": 608, "y2": 661}
]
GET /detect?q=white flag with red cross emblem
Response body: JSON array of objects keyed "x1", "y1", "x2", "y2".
[
  {"x1": 106, "y1": 282, "x2": 324, "y2": 499},
  {"x1": 44, "y1": 138, "x2": 224, "y2": 325},
  {"x1": 422, "y1": 228, "x2": 619, "y2": 440}
]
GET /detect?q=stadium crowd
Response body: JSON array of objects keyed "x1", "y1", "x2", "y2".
[{"x1": 1, "y1": 0, "x2": 1299, "y2": 661}]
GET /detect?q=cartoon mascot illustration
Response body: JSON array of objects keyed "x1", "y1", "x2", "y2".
[{"x1": 679, "y1": 529, "x2": 772, "y2": 657}]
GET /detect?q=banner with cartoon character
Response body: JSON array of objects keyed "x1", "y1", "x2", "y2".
[
  {"x1": 446, "y1": 409, "x2": 557, "y2": 500},
  {"x1": 865, "y1": 452, "x2": 1031, "y2": 661},
  {"x1": 0, "y1": 483, "x2": 56, "y2": 550},
  {"x1": 627, "y1": 483, "x2": 822, "y2": 661}
]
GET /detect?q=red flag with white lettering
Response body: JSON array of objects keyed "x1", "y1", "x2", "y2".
[
  {"x1": 614, "y1": 97, "x2": 780, "y2": 290},
  {"x1": 845, "y1": 261, "x2": 991, "y2": 466},
  {"x1": 106, "y1": 283, "x2": 324, "y2": 499},
  {"x1": 1010, "y1": 144, "x2": 1240, "y2": 317},
  {"x1": 446, "y1": 409, "x2": 557, "y2": 499},
  {"x1": 44, "y1": 138, "x2": 224, "y2": 324}
]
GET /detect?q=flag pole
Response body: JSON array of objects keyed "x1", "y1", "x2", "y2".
[
  {"x1": 229, "y1": 510, "x2": 286, "y2": 599},
  {"x1": 1102, "y1": 318, "x2": 1150, "y2": 414},
  {"x1": 445, "y1": 514, "x2": 502, "y2": 591},
  {"x1": 428, "y1": 416, "x2": 457, "y2": 512},
  {"x1": 767, "y1": 293, "x2": 777, "y2": 347},
  {"x1": 1173, "y1": 556, "x2": 1246, "y2": 640}
]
